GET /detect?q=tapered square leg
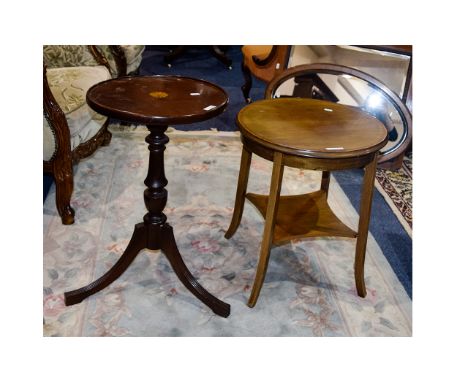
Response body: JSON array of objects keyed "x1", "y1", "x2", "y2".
[
  {"x1": 354, "y1": 155, "x2": 378, "y2": 297},
  {"x1": 248, "y1": 152, "x2": 284, "y2": 308}
]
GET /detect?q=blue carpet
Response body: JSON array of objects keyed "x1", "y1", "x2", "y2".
[
  {"x1": 43, "y1": 174, "x2": 53, "y2": 202},
  {"x1": 44, "y1": 45, "x2": 412, "y2": 298},
  {"x1": 333, "y1": 170, "x2": 412, "y2": 298}
]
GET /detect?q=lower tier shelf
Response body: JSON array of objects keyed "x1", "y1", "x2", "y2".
[{"x1": 246, "y1": 190, "x2": 357, "y2": 245}]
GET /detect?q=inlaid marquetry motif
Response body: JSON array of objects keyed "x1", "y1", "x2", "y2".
[{"x1": 149, "y1": 91, "x2": 168, "y2": 98}]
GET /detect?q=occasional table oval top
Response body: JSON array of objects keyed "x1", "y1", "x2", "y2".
[
  {"x1": 86, "y1": 75, "x2": 229, "y2": 125},
  {"x1": 237, "y1": 98, "x2": 388, "y2": 159}
]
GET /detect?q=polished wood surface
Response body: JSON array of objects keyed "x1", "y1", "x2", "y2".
[
  {"x1": 245, "y1": 190, "x2": 357, "y2": 246},
  {"x1": 65, "y1": 76, "x2": 230, "y2": 317},
  {"x1": 237, "y1": 98, "x2": 388, "y2": 159},
  {"x1": 227, "y1": 97, "x2": 387, "y2": 307},
  {"x1": 87, "y1": 75, "x2": 228, "y2": 125}
]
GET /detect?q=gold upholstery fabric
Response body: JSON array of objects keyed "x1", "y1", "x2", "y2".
[{"x1": 43, "y1": 66, "x2": 110, "y2": 161}]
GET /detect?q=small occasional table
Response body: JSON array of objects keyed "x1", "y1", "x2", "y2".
[
  {"x1": 64, "y1": 75, "x2": 231, "y2": 317},
  {"x1": 225, "y1": 98, "x2": 388, "y2": 308}
]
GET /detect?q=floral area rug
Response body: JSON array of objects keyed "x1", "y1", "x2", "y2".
[
  {"x1": 43, "y1": 128, "x2": 412, "y2": 336},
  {"x1": 375, "y1": 154, "x2": 412, "y2": 236}
]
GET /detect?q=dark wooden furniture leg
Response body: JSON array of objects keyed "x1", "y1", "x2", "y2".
[
  {"x1": 320, "y1": 170, "x2": 331, "y2": 195},
  {"x1": 210, "y1": 46, "x2": 232, "y2": 69},
  {"x1": 64, "y1": 223, "x2": 146, "y2": 305},
  {"x1": 159, "y1": 224, "x2": 230, "y2": 316},
  {"x1": 164, "y1": 46, "x2": 187, "y2": 67},
  {"x1": 241, "y1": 61, "x2": 253, "y2": 103},
  {"x1": 225, "y1": 146, "x2": 252, "y2": 239},
  {"x1": 65, "y1": 125, "x2": 230, "y2": 317},
  {"x1": 53, "y1": 159, "x2": 75, "y2": 225},
  {"x1": 101, "y1": 127, "x2": 112, "y2": 147},
  {"x1": 354, "y1": 155, "x2": 378, "y2": 297}
]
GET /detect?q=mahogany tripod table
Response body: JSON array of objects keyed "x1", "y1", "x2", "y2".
[
  {"x1": 225, "y1": 98, "x2": 388, "y2": 308},
  {"x1": 64, "y1": 75, "x2": 231, "y2": 317}
]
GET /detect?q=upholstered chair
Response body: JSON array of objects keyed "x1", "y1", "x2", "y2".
[
  {"x1": 43, "y1": 46, "x2": 114, "y2": 224},
  {"x1": 240, "y1": 45, "x2": 290, "y2": 103}
]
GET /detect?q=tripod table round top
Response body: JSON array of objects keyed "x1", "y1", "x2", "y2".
[{"x1": 87, "y1": 75, "x2": 229, "y2": 126}]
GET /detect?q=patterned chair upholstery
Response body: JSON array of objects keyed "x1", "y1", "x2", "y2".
[
  {"x1": 98, "y1": 45, "x2": 145, "y2": 76},
  {"x1": 43, "y1": 45, "x2": 145, "y2": 77},
  {"x1": 43, "y1": 45, "x2": 116, "y2": 224}
]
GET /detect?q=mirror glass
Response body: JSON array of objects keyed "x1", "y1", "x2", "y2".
[{"x1": 287, "y1": 45, "x2": 412, "y2": 99}]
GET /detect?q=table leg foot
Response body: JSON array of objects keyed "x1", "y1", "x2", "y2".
[
  {"x1": 64, "y1": 223, "x2": 146, "y2": 306},
  {"x1": 210, "y1": 46, "x2": 233, "y2": 68},
  {"x1": 164, "y1": 46, "x2": 186, "y2": 67},
  {"x1": 354, "y1": 154, "x2": 378, "y2": 299},
  {"x1": 355, "y1": 275, "x2": 367, "y2": 298},
  {"x1": 160, "y1": 224, "x2": 231, "y2": 318},
  {"x1": 241, "y1": 62, "x2": 253, "y2": 103}
]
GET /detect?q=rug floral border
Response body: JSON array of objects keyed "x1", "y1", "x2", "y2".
[{"x1": 375, "y1": 154, "x2": 412, "y2": 233}]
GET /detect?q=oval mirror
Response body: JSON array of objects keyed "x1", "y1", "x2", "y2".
[{"x1": 265, "y1": 63, "x2": 412, "y2": 166}]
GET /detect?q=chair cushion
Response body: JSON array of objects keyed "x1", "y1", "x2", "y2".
[{"x1": 43, "y1": 66, "x2": 110, "y2": 161}]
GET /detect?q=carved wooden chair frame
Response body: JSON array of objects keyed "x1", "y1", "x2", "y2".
[{"x1": 43, "y1": 46, "x2": 113, "y2": 224}]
